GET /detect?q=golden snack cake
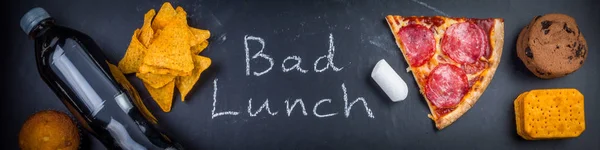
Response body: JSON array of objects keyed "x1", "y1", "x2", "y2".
[{"x1": 514, "y1": 89, "x2": 585, "y2": 140}]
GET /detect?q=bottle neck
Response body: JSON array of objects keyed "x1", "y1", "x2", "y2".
[{"x1": 29, "y1": 18, "x2": 55, "y2": 39}]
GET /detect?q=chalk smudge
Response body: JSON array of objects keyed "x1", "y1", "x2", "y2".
[
  {"x1": 218, "y1": 33, "x2": 227, "y2": 44},
  {"x1": 410, "y1": 0, "x2": 449, "y2": 16}
]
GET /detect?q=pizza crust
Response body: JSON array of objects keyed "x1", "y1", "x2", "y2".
[{"x1": 385, "y1": 16, "x2": 504, "y2": 130}]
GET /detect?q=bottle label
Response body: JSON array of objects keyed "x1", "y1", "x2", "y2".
[{"x1": 52, "y1": 45, "x2": 105, "y2": 116}]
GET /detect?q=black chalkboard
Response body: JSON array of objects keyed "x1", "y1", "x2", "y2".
[{"x1": 3, "y1": 0, "x2": 600, "y2": 149}]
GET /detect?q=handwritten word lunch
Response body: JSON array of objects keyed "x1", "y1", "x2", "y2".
[{"x1": 210, "y1": 33, "x2": 375, "y2": 119}]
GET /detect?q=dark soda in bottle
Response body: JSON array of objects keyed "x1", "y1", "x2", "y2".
[{"x1": 20, "y1": 7, "x2": 182, "y2": 150}]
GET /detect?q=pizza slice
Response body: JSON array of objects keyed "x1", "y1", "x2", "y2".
[{"x1": 385, "y1": 16, "x2": 504, "y2": 129}]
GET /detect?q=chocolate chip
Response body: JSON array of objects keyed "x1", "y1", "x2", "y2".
[
  {"x1": 556, "y1": 45, "x2": 560, "y2": 49},
  {"x1": 525, "y1": 47, "x2": 534, "y2": 58},
  {"x1": 541, "y1": 20, "x2": 552, "y2": 29},
  {"x1": 580, "y1": 60, "x2": 584, "y2": 65},
  {"x1": 536, "y1": 69, "x2": 547, "y2": 75},
  {"x1": 534, "y1": 15, "x2": 541, "y2": 21},
  {"x1": 544, "y1": 29, "x2": 550, "y2": 35},
  {"x1": 568, "y1": 56, "x2": 573, "y2": 60},
  {"x1": 564, "y1": 23, "x2": 574, "y2": 34},
  {"x1": 567, "y1": 44, "x2": 572, "y2": 48},
  {"x1": 576, "y1": 44, "x2": 584, "y2": 58}
]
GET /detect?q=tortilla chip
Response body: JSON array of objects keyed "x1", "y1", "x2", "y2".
[
  {"x1": 189, "y1": 27, "x2": 211, "y2": 43},
  {"x1": 152, "y1": 2, "x2": 177, "y2": 30},
  {"x1": 191, "y1": 41, "x2": 209, "y2": 55},
  {"x1": 118, "y1": 29, "x2": 146, "y2": 74},
  {"x1": 142, "y1": 18, "x2": 194, "y2": 74},
  {"x1": 153, "y1": 29, "x2": 162, "y2": 38},
  {"x1": 172, "y1": 6, "x2": 199, "y2": 47},
  {"x1": 173, "y1": 6, "x2": 187, "y2": 24},
  {"x1": 138, "y1": 64, "x2": 192, "y2": 76},
  {"x1": 175, "y1": 6, "x2": 186, "y2": 16},
  {"x1": 176, "y1": 56, "x2": 211, "y2": 101},
  {"x1": 106, "y1": 62, "x2": 157, "y2": 124},
  {"x1": 139, "y1": 9, "x2": 156, "y2": 47},
  {"x1": 137, "y1": 72, "x2": 176, "y2": 88},
  {"x1": 145, "y1": 81, "x2": 175, "y2": 112}
]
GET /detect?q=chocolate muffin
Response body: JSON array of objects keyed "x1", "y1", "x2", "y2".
[
  {"x1": 19, "y1": 110, "x2": 80, "y2": 150},
  {"x1": 517, "y1": 14, "x2": 587, "y2": 79}
]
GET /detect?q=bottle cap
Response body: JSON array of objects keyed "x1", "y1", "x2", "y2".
[{"x1": 20, "y1": 7, "x2": 51, "y2": 35}]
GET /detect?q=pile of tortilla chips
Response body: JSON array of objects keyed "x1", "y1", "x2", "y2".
[{"x1": 118, "y1": 2, "x2": 211, "y2": 112}]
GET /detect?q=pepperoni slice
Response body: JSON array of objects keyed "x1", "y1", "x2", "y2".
[
  {"x1": 462, "y1": 60, "x2": 488, "y2": 74},
  {"x1": 425, "y1": 64, "x2": 468, "y2": 108},
  {"x1": 398, "y1": 24, "x2": 435, "y2": 67},
  {"x1": 468, "y1": 19, "x2": 494, "y2": 58},
  {"x1": 442, "y1": 22, "x2": 487, "y2": 64}
]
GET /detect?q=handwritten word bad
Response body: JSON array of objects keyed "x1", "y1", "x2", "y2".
[{"x1": 245, "y1": 33, "x2": 344, "y2": 76}]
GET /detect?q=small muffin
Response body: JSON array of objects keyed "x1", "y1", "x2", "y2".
[
  {"x1": 517, "y1": 14, "x2": 587, "y2": 79},
  {"x1": 19, "y1": 110, "x2": 80, "y2": 150}
]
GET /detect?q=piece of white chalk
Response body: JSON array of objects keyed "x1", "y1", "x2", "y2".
[{"x1": 371, "y1": 59, "x2": 409, "y2": 102}]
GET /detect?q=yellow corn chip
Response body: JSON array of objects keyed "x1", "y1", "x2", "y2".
[
  {"x1": 154, "y1": 29, "x2": 162, "y2": 38},
  {"x1": 170, "y1": 6, "x2": 188, "y2": 29},
  {"x1": 517, "y1": 89, "x2": 585, "y2": 140},
  {"x1": 174, "y1": 6, "x2": 187, "y2": 24},
  {"x1": 176, "y1": 56, "x2": 211, "y2": 101},
  {"x1": 139, "y1": 9, "x2": 156, "y2": 47},
  {"x1": 152, "y1": 2, "x2": 177, "y2": 30},
  {"x1": 145, "y1": 81, "x2": 175, "y2": 112},
  {"x1": 107, "y1": 62, "x2": 128, "y2": 87},
  {"x1": 191, "y1": 41, "x2": 209, "y2": 55},
  {"x1": 173, "y1": 6, "x2": 199, "y2": 47},
  {"x1": 138, "y1": 64, "x2": 192, "y2": 76},
  {"x1": 189, "y1": 27, "x2": 211, "y2": 43},
  {"x1": 136, "y1": 72, "x2": 176, "y2": 88},
  {"x1": 118, "y1": 29, "x2": 146, "y2": 74},
  {"x1": 121, "y1": 3, "x2": 213, "y2": 112},
  {"x1": 107, "y1": 62, "x2": 157, "y2": 124},
  {"x1": 175, "y1": 6, "x2": 186, "y2": 15},
  {"x1": 142, "y1": 18, "x2": 194, "y2": 74}
]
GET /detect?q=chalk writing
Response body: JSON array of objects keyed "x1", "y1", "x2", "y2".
[
  {"x1": 211, "y1": 79, "x2": 240, "y2": 119},
  {"x1": 211, "y1": 81, "x2": 373, "y2": 119},
  {"x1": 285, "y1": 99, "x2": 308, "y2": 116},
  {"x1": 342, "y1": 83, "x2": 374, "y2": 118},
  {"x1": 210, "y1": 33, "x2": 375, "y2": 120},
  {"x1": 313, "y1": 99, "x2": 338, "y2": 118},
  {"x1": 282, "y1": 56, "x2": 308, "y2": 73},
  {"x1": 248, "y1": 98, "x2": 278, "y2": 116},
  {"x1": 314, "y1": 33, "x2": 344, "y2": 72},
  {"x1": 245, "y1": 33, "x2": 343, "y2": 75},
  {"x1": 245, "y1": 35, "x2": 273, "y2": 76}
]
